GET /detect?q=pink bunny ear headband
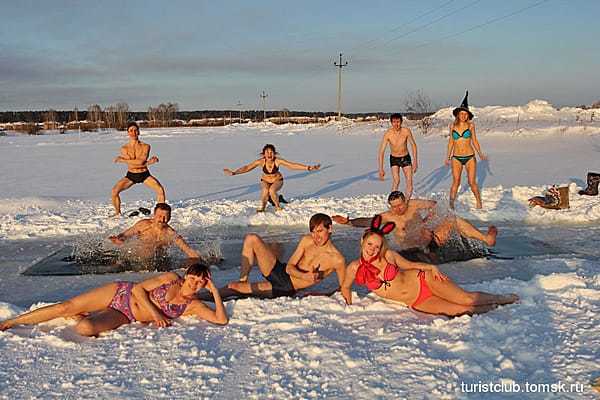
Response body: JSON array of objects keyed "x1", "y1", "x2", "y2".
[{"x1": 369, "y1": 214, "x2": 395, "y2": 235}]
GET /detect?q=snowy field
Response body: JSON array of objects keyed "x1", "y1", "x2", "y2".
[{"x1": 1, "y1": 100, "x2": 600, "y2": 399}]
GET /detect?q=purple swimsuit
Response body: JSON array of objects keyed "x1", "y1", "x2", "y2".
[
  {"x1": 108, "y1": 279, "x2": 192, "y2": 322},
  {"x1": 149, "y1": 279, "x2": 192, "y2": 319},
  {"x1": 109, "y1": 282, "x2": 136, "y2": 322}
]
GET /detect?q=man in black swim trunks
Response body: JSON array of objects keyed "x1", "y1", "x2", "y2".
[
  {"x1": 111, "y1": 122, "x2": 166, "y2": 216},
  {"x1": 333, "y1": 191, "x2": 497, "y2": 264},
  {"x1": 378, "y1": 113, "x2": 418, "y2": 199},
  {"x1": 221, "y1": 213, "x2": 346, "y2": 298}
]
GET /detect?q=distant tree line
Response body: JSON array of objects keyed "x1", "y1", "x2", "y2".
[
  {"x1": 0, "y1": 91, "x2": 436, "y2": 126},
  {"x1": 0, "y1": 108, "x2": 432, "y2": 124}
]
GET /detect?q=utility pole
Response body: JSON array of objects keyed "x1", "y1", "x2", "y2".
[
  {"x1": 75, "y1": 107, "x2": 80, "y2": 137},
  {"x1": 236, "y1": 101, "x2": 243, "y2": 123},
  {"x1": 260, "y1": 91, "x2": 268, "y2": 123},
  {"x1": 334, "y1": 53, "x2": 349, "y2": 121}
]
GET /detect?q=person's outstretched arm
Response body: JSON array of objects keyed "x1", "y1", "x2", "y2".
[
  {"x1": 168, "y1": 228, "x2": 201, "y2": 258},
  {"x1": 277, "y1": 158, "x2": 320, "y2": 171},
  {"x1": 333, "y1": 254, "x2": 347, "y2": 290},
  {"x1": 386, "y1": 250, "x2": 447, "y2": 281},
  {"x1": 331, "y1": 215, "x2": 372, "y2": 228},
  {"x1": 224, "y1": 159, "x2": 262, "y2": 176},
  {"x1": 109, "y1": 220, "x2": 146, "y2": 245},
  {"x1": 341, "y1": 261, "x2": 359, "y2": 305},
  {"x1": 186, "y1": 279, "x2": 229, "y2": 325}
]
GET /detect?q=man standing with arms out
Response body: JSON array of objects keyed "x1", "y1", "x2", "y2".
[
  {"x1": 220, "y1": 213, "x2": 346, "y2": 299},
  {"x1": 378, "y1": 113, "x2": 418, "y2": 200},
  {"x1": 111, "y1": 122, "x2": 166, "y2": 216},
  {"x1": 109, "y1": 203, "x2": 201, "y2": 261}
]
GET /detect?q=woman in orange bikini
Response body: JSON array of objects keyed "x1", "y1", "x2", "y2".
[
  {"x1": 341, "y1": 215, "x2": 518, "y2": 317},
  {"x1": 224, "y1": 144, "x2": 320, "y2": 212},
  {"x1": 445, "y1": 91, "x2": 487, "y2": 209}
]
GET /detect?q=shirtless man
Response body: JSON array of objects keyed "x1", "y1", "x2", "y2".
[
  {"x1": 111, "y1": 122, "x2": 166, "y2": 216},
  {"x1": 220, "y1": 213, "x2": 346, "y2": 299},
  {"x1": 109, "y1": 203, "x2": 200, "y2": 261},
  {"x1": 378, "y1": 113, "x2": 418, "y2": 199},
  {"x1": 332, "y1": 191, "x2": 497, "y2": 262}
]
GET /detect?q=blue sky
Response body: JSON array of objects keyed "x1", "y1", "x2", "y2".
[{"x1": 1, "y1": 0, "x2": 598, "y2": 112}]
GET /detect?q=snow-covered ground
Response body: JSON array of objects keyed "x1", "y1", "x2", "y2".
[{"x1": 1, "y1": 100, "x2": 599, "y2": 399}]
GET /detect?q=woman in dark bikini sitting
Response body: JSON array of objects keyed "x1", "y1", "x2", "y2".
[
  {"x1": 341, "y1": 215, "x2": 518, "y2": 317},
  {"x1": 445, "y1": 91, "x2": 487, "y2": 209},
  {"x1": 224, "y1": 144, "x2": 320, "y2": 212},
  {"x1": 0, "y1": 262, "x2": 228, "y2": 336}
]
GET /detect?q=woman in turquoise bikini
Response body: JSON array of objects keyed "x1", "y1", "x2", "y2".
[{"x1": 445, "y1": 91, "x2": 487, "y2": 209}]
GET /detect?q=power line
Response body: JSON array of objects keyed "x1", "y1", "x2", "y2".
[
  {"x1": 394, "y1": 0, "x2": 552, "y2": 54},
  {"x1": 378, "y1": 0, "x2": 484, "y2": 49},
  {"x1": 347, "y1": 0, "x2": 457, "y2": 53},
  {"x1": 293, "y1": 2, "x2": 478, "y2": 97}
]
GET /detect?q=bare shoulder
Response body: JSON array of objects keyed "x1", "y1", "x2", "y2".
[
  {"x1": 300, "y1": 234, "x2": 313, "y2": 245},
  {"x1": 134, "y1": 219, "x2": 153, "y2": 229},
  {"x1": 165, "y1": 224, "x2": 179, "y2": 235},
  {"x1": 384, "y1": 249, "x2": 401, "y2": 262},
  {"x1": 158, "y1": 271, "x2": 180, "y2": 283},
  {"x1": 401, "y1": 127, "x2": 411, "y2": 135},
  {"x1": 380, "y1": 210, "x2": 394, "y2": 220},
  {"x1": 410, "y1": 199, "x2": 434, "y2": 208}
]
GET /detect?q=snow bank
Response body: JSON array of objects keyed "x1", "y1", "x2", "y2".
[
  {"x1": 2, "y1": 183, "x2": 600, "y2": 240},
  {"x1": 1, "y1": 263, "x2": 598, "y2": 399}
]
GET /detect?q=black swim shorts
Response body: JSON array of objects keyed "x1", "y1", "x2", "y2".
[
  {"x1": 126, "y1": 170, "x2": 151, "y2": 184},
  {"x1": 389, "y1": 154, "x2": 412, "y2": 168},
  {"x1": 264, "y1": 259, "x2": 296, "y2": 298}
]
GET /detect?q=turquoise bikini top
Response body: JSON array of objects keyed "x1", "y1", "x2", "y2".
[{"x1": 452, "y1": 129, "x2": 472, "y2": 140}]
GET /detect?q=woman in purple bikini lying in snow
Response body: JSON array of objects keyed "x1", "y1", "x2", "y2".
[{"x1": 0, "y1": 262, "x2": 228, "y2": 336}]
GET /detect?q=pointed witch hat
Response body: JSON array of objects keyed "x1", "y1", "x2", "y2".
[{"x1": 452, "y1": 90, "x2": 474, "y2": 120}]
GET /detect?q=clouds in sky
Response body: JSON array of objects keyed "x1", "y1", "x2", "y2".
[{"x1": 1, "y1": 1, "x2": 599, "y2": 111}]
